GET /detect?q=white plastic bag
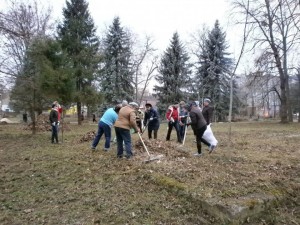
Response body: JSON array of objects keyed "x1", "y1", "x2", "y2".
[{"x1": 202, "y1": 124, "x2": 218, "y2": 146}]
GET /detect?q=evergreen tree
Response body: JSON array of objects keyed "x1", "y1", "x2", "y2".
[
  {"x1": 10, "y1": 38, "x2": 53, "y2": 133},
  {"x1": 195, "y1": 20, "x2": 233, "y2": 121},
  {"x1": 100, "y1": 17, "x2": 134, "y2": 104},
  {"x1": 154, "y1": 32, "x2": 191, "y2": 114},
  {"x1": 57, "y1": 0, "x2": 100, "y2": 124}
]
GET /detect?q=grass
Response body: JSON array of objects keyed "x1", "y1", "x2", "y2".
[{"x1": 0, "y1": 120, "x2": 299, "y2": 225}]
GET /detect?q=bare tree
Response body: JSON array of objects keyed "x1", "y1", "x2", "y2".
[
  {"x1": 0, "y1": 0, "x2": 53, "y2": 78},
  {"x1": 232, "y1": 0, "x2": 300, "y2": 123},
  {"x1": 0, "y1": 0, "x2": 53, "y2": 133},
  {"x1": 131, "y1": 35, "x2": 158, "y2": 105}
]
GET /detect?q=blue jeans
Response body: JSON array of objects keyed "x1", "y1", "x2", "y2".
[
  {"x1": 92, "y1": 121, "x2": 111, "y2": 149},
  {"x1": 51, "y1": 124, "x2": 58, "y2": 143},
  {"x1": 115, "y1": 127, "x2": 132, "y2": 158}
]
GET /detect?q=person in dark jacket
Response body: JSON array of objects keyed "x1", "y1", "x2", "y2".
[
  {"x1": 202, "y1": 98, "x2": 214, "y2": 124},
  {"x1": 49, "y1": 104, "x2": 59, "y2": 144},
  {"x1": 143, "y1": 103, "x2": 160, "y2": 139},
  {"x1": 184, "y1": 102, "x2": 214, "y2": 156}
]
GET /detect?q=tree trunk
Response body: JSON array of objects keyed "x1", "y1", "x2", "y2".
[
  {"x1": 77, "y1": 102, "x2": 82, "y2": 125},
  {"x1": 298, "y1": 74, "x2": 300, "y2": 123},
  {"x1": 30, "y1": 110, "x2": 36, "y2": 135},
  {"x1": 269, "y1": 44, "x2": 288, "y2": 123}
]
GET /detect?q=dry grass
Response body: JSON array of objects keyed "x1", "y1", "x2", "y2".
[{"x1": 0, "y1": 121, "x2": 299, "y2": 225}]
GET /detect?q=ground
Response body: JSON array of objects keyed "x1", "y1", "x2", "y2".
[{"x1": 0, "y1": 120, "x2": 299, "y2": 225}]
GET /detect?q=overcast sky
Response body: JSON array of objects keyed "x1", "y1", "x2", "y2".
[
  {"x1": 1, "y1": 0, "x2": 245, "y2": 91},
  {"x1": 49, "y1": 0, "x2": 239, "y2": 53}
]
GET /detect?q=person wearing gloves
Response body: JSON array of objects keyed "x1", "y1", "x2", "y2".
[
  {"x1": 114, "y1": 102, "x2": 140, "y2": 159},
  {"x1": 49, "y1": 104, "x2": 59, "y2": 144},
  {"x1": 91, "y1": 104, "x2": 122, "y2": 151},
  {"x1": 184, "y1": 102, "x2": 215, "y2": 156},
  {"x1": 143, "y1": 103, "x2": 160, "y2": 139},
  {"x1": 202, "y1": 98, "x2": 214, "y2": 124},
  {"x1": 166, "y1": 104, "x2": 182, "y2": 143},
  {"x1": 53, "y1": 101, "x2": 63, "y2": 131}
]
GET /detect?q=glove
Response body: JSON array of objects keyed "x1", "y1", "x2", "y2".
[
  {"x1": 57, "y1": 121, "x2": 60, "y2": 126},
  {"x1": 52, "y1": 122, "x2": 56, "y2": 126},
  {"x1": 149, "y1": 117, "x2": 153, "y2": 121},
  {"x1": 186, "y1": 117, "x2": 191, "y2": 124}
]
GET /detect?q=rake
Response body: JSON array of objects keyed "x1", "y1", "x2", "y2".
[{"x1": 137, "y1": 132, "x2": 163, "y2": 163}]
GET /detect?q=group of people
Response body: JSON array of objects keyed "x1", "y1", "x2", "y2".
[
  {"x1": 91, "y1": 98, "x2": 216, "y2": 159},
  {"x1": 165, "y1": 98, "x2": 215, "y2": 156},
  {"x1": 91, "y1": 100, "x2": 160, "y2": 159}
]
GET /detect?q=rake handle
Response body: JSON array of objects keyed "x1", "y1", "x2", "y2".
[{"x1": 137, "y1": 132, "x2": 151, "y2": 157}]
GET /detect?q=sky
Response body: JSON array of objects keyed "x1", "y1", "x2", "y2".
[
  {"x1": 1, "y1": 0, "x2": 245, "y2": 91},
  {"x1": 48, "y1": 0, "x2": 239, "y2": 53}
]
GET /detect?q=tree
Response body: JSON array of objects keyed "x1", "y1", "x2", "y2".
[
  {"x1": 195, "y1": 21, "x2": 233, "y2": 121},
  {"x1": 232, "y1": 0, "x2": 300, "y2": 123},
  {"x1": 10, "y1": 38, "x2": 51, "y2": 134},
  {"x1": 57, "y1": 0, "x2": 100, "y2": 125},
  {"x1": 0, "y1": 0, "x2": 53, "y2": 79},
  {"x1": 131, "y1": 35, "x2": 158, "y2": 104},
  {"x1": 100, "y1": 17, "x2": 134, "y2": 104},
  {"x1": 154, "y1": 32, "x2": 191, "y2": 114},
  {"x1": 0, "y1": 0, "x2": 54, "y2": 133}
]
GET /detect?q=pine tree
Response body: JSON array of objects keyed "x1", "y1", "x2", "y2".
[
  {"x1": 196, "y1": 20, "x2": 233, "y2": 121},
  {"x1": 100, "y1": 17, "x2": 134, "y2": 104},
  {"x1": 57, "y1": 0, "x2": 100, "y2": 124},
  {"x1": 154, "y1": 32, "x2": 191, "y2": 114}
]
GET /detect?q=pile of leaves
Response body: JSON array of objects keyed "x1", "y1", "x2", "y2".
[
  {"x1": 78, "y1": 130, "x2": 96, "y2": 143},
  {"x1": 134, "y1": 138, "x2": 190, "y2": 160},
  {"x1": 23, "y1": 114, "x2": 51, "y2": 132},
  {"x1": 23, "y1": 114, "x2": 71, "y2": 132}
]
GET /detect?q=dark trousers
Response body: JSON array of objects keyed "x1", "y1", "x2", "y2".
[
  {"x1": 115, "y1": 127, "x2": 133, "y2": 158},
  {"x1": 92, "y1": 121, "x2": 111, "y2": 149},
  {"x1": 51, "y1": 124, "x2": 58, "y2": 143},
  {"x1": 195, "y1": 125, "x2": 210, "y2": 154},
  {"x1": 166, "y1": 121, "x2": 182, "y2": 143},
  {"x1": 179, "y1": 124, "x2": 186, "y2": 141},
  {"x1": 148, "y1": 129, "x2": 158, "y2": 139}
]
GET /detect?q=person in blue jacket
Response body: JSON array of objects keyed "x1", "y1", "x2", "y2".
[
  {"x1": 143, "y1": 103, "x2": 160, "y2": 139},
  {"x1": 91, "y1": 104, "x2": 122, "y2": 151}
]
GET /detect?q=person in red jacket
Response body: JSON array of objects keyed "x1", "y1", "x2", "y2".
[
  {"x1": 166, "y1": 104, "x2": 182, "y2": 143},
  {"x1": 53, "y1": 101, "x2": 63, "y2": 132}
]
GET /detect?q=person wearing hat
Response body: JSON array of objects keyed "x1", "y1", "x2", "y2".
[
  {"x1": 49, "y1": 104, "x2": 59, "y2": 144},
  {"x1": 184, "y1": 101, "x2": 213, "y2": 156},
  {"x1": 114, "y1": 102, "x2": 140, "y2": 159},
  {"x1": 179, "y1": 101, "x2": 188, "y2": 141},
  {"x1": 166, "y1": 104, "x2": 182, "y2": 143},
  {"x1": 91, "y1": 104, "x2": 122, "y2": 151},
  {"x1": 121, "y1": 100, "x2": 128, "y2": 107},
  {"x1": 202, "y1": 98, "x2": 214, "y2": 124},
  {"x1": 143, "y1": 103, "x2": 160, "y2": 139}
]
